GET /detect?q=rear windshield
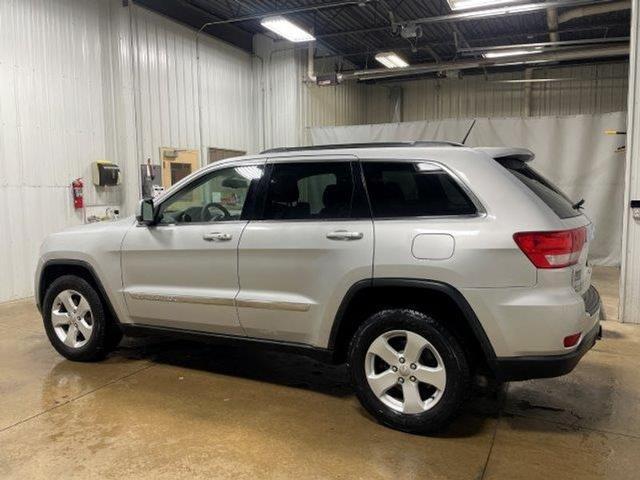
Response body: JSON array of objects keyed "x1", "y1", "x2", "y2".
[{"x1": 496, "y1": 158, "x2": 580, "y2": 219}]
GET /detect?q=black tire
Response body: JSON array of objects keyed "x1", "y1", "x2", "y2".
[
  {"x1": 42, "y1": 275, "x2": 112, "y2": 362},
  {"x1": 106, "y1": 324, "x2": 124, "y2": 350},
  {"x1": 348, "y1": 309, "x2": 470, "y2": 434}
]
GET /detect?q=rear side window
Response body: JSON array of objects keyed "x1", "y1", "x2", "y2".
[
  {"x1": 496, "y1": 158, "x2": 579, "y2": 219},
  {"x1": 362, "y1": 162, "x2": 477, "y2": 218},
  {"x1": 262, "y1": 162, "x2": 354, "y2": 220}
]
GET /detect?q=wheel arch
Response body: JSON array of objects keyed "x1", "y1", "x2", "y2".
[
  {"x1": 38, "y1": 259, "x2": 120, "y2": 325},
  {"x1": 329, "y1": 278, "x2": 497, "y2": 373}
]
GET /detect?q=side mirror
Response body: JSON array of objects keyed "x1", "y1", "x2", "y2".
[{"x1": 136, "y1": 198, "x2": 155, "y2": 225}]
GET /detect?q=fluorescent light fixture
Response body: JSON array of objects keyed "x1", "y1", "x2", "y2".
[
  {"x1": 260, "y1": 16, "x2": 315, "y2": 42},
  {"x1": 483, "y1": 48, "x2": 543, "y2": 59},
  {"x1": 447, "y1": 0, "x2": 521, "y2": 11},
  {"x1": 375, "y1": 51, "x2": 409, "y2": 69},
  {"x1": 452, "y1": 2, "x2": 548, "y2": 19}
]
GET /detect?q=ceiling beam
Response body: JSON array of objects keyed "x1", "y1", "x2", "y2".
[
  {"x1": 197, "y1": 0, "x2": 373, "y2": 26},
  {"x1": 313, "y1": 22, "x2": 631, "y2": 59}
]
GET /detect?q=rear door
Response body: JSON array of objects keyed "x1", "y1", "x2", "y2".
[{"x1": 236, "y1": 156, "x2": 374, "y2": 347}]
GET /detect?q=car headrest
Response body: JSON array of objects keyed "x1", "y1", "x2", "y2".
[
  {"x1": 322, "y1": 184, "x2": 350, "y2": 208},
  {"x1": 270, "y1": 174, "x2": 299, "y2": 203}
]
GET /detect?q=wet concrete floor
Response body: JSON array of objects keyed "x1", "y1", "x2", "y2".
[{"x1": 0, "y1": 266, "x2": 638, "y2": 479}]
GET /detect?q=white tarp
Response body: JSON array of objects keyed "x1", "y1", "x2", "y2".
[{"x1": 310, "y1": 112, "x2": 627, "y2": 265}]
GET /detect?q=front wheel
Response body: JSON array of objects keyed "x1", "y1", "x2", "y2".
[
  {"x1": 42, "y1": 275, "x2": 113, "y2": 362},
  {"x1": 348, "y1": 309, "x2": 470, "y2": 434}
]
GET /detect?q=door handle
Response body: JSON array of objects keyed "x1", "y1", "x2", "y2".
[
  {"x1": 203, "y1": 232, "x2": 232, "y2": 242},
  {"x1": 326, "y1": 230, "x2": 364, "y2": 241}
]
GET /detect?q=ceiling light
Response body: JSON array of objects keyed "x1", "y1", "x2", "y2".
[
  {"x1": 260, "y1": 16, "x2": 315, "y2": 42},
  {"x1": 483, "y1": 48, "x2": 543, "y2": 59},
  {"x1": 375, "y1": 51, "x2": 409, "y2": 69},
  {"x1": 447, "y1": 0, "x2": 521, "y2": 10}
]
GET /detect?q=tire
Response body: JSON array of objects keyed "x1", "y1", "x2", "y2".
[
  {"x1": 106, "y1": 324, "x2": 124, "y2": 350},
  {"x1": 42, "y1": 275, "x2": 112, "y2": 362},
  {"x1": 348, "y1": 309, "x2": 470, "y2": 434}
]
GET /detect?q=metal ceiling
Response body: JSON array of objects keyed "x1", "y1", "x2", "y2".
[{"x1": 135, "y1": 0, "x2": 631, "y2": 74}]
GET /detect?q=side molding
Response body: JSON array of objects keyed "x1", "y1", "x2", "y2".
[
  {"x1": 127, "y1": 292, "x2": 235, "y2": 307},
  {"x1": 126, "y1": 292, "x2": 312, "y2": 312}
]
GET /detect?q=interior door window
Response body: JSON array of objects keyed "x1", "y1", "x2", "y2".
[
  {"x1": 262, "y1": 162, "x2": 354, "y2": 220},
  {"x1": 157, "y1": 165, "x2": 264, "y2": 224}
]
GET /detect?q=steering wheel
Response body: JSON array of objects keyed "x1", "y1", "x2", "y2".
[{"x1": 200, "y1": 202, "x2": 230, "y2": 222}]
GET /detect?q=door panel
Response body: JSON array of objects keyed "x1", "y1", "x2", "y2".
[
  {"x1": 236, "y1": 159, "x2": 374, "y2": 347},
  {"x1": 121, "y1": 162, "x2": 265, "y2": 334},
  {"x1": 237, "y1": 220, "x2": 373, "y2": 345},
  {"x1": 122, "y1": 222, "x2": 245, "y2": 334}
]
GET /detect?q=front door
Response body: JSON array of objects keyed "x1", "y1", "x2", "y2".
[
  {"x1": 122, "y1": 163, "x2": 265, "y2": 334},
  {"x1": 236, "y1": 158, "x2": 374, "y2": 347}
]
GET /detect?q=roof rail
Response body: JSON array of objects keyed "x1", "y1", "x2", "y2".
[{"x1": 260, "y1": 141, "x2": 464, "y2": 154}]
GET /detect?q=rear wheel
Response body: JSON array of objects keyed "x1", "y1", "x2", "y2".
[
  {"x1": 348, "y1": 309, "x2": 470, "y2": 434},
  {"x1": 43, "y1": 275, "x2": 113, "y2": 362}
]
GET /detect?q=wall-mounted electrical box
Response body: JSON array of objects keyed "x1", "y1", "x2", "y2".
[
  {"x1": 92, "y1": 161, "x2": 121, "y2": 186},
  {"x1": 632, "y1": 200, "x2": 640, "y2": 221}
]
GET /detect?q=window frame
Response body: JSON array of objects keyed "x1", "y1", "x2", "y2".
[
  {"x1": 252, "y1": 158, "x2": 371, "y2": 222},
  {"x1": 153, "y1": 161, "x2": 266, "y2": 226},
  {"x1": 359, "y1": 159, "x2": 486, "y2": 221}
]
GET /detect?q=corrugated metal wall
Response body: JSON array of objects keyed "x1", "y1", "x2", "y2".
[
  {"x1": 398, "y1": 62, "x2": 629, "y2": 121},
  {"x1": 0, "y1": 0, "x2": 117, "y2": 301},
  {"x1": 123, "y1": 4, "x2": 258, "y2": 212},
  {"x1": 255, "y1": 37, "x2": 384, "y2": 148},
  {"x1": 0, "y1": 0, "x2": 258, "y2": 302},
  {"x1": 294, "y1": 61, "x2": 629, "y2": 133}
]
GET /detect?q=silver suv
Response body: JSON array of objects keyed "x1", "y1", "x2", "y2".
[{"x1": 35, "y1": 142, "x2": 601, "y2": 433}]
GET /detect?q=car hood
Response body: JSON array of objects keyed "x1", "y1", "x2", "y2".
[{"x1": 57, "y1": 216, "x2": 137, "y2": 235}]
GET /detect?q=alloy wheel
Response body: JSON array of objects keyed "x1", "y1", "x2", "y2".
[
  {"x1": 364, "y1": 329, "x2": 446, "y2": 414},
  {"x1": 51, "y1": 289, "x2": 94, "y2": 349}
]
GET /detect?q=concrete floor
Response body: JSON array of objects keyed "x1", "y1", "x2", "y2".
[{"x1": 1, "y1": 266, "x2": 638, "y2": 479}]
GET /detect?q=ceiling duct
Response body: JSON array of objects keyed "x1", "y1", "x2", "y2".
[
  {"x1": 558, "y1": 0, "x2": 630, "y2": 23},
  {"x1": 339, "y1": 45, "x2": 629, "y2": 82}
]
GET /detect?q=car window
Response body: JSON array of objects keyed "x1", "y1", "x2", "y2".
[
  {"x1": 262, "y1": 162, "x2": 354, "y2": 220},
  {"x1": 157, "y1": 165, "x2": 264, "y2": 224},
  {"x1": 496, "y1": 158, "x2": 580, "y2": 219},
  {"x1": 362, "y1": 162, "x2": 477, "y2": 218}
]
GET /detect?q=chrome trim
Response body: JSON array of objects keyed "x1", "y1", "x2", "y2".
[
  {"x1": 127, "y1": 292, "x2": 235, "y2": 307},
  {"x1": 326, "y1": 230, "x2": 364, "y2": 241},
  {"x1": 127, "y1": 292, "x2": 311, "y2": 312},
  {"x1": 203, "y1": 232, "x2": 233, "y2": 241},
  {"x1": 236, "y1": 299, "x2": 311, "y2": 312}
]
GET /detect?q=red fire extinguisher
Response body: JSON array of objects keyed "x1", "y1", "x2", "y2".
[{"x1": 72, "y1": 178, "x2": 84, "y2": 209}]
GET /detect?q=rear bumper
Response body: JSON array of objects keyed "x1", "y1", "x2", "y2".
[{"x1": 493, "y1": 286, "x2": 601, "y2": 382}]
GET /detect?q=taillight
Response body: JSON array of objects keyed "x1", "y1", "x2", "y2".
[{"x1": 513, "y1": 227, "x2": 586, "y2": 269}]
